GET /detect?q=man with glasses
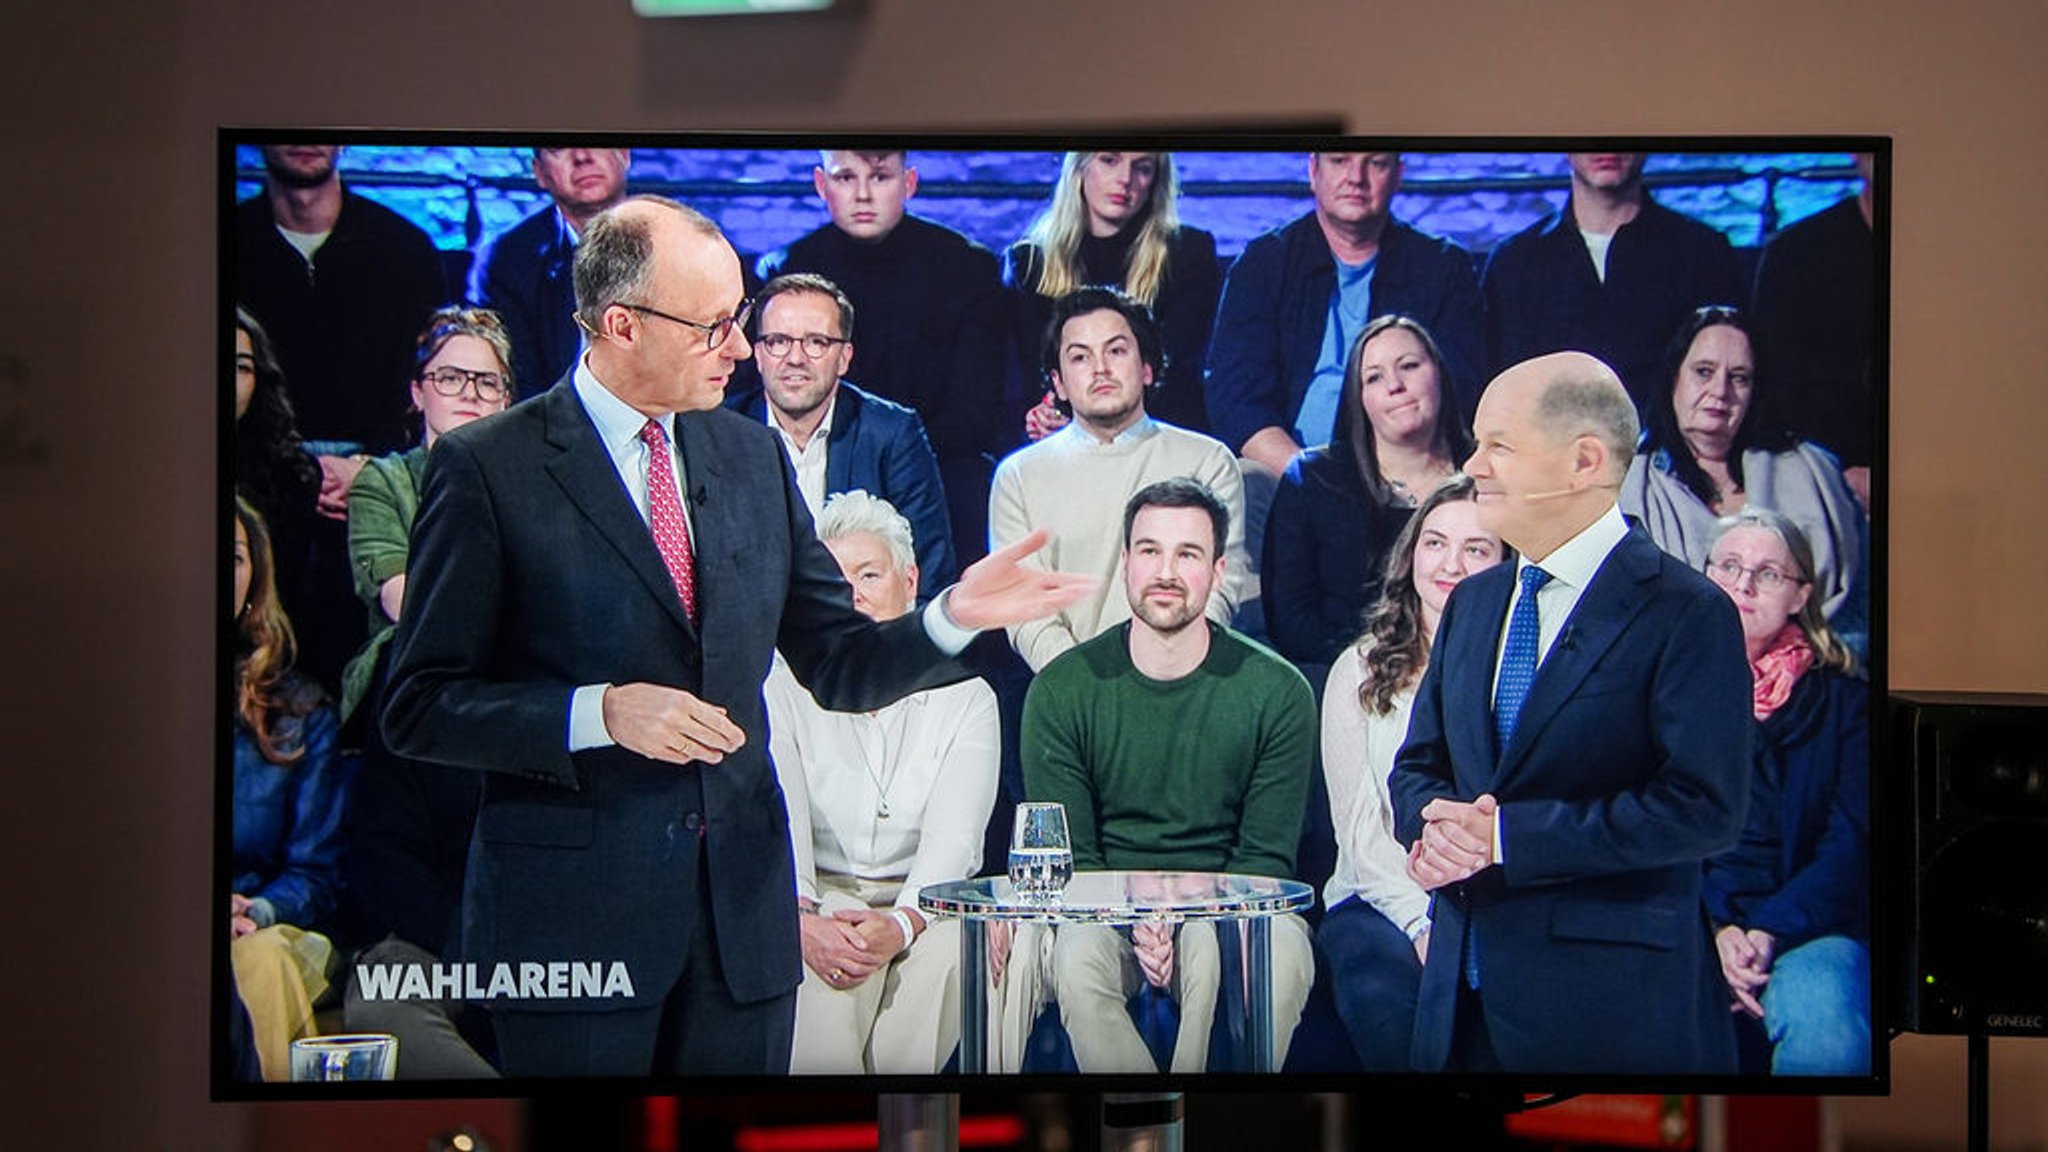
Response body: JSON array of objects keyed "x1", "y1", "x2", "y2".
[
  {"x1": 725, "y1": 272, "x2": 957, "y2": 590},
  {"x1": 383, "y1": 194, "x2": 1092, "y2": 1078},
  {"x1": 470, "y1": 146, "x2": 633, "y2": 395}
]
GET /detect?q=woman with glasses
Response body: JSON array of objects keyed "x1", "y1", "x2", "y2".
[
  {"x1": 1317, "y1": 474, "x2": 1508, "y2": 1070},
  {"x1": 1699, "y1": 508, "x2": 1870, "y2": 1075},
  {"x1": 1006, "y1": 151, "x2": 1222, "y2": 436},
  {"x1": 338, "y1": 306, "x2": 517, "y2": 727},
  {"x1": 1620, "y1": 305, "x2": 1868, "y2": 661}
]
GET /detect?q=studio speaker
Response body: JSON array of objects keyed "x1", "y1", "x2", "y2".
[{"x1": 1894, "y1": 691, "x2": 2048, "y2": 1035}]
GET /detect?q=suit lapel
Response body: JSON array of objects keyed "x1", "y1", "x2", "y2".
[
  {"x1": 1493, "y1": 531, "x2": 1659, "y2": 787},
  {"x1": 823, "y1": 386, "x2": 859, "y2": 495},
  {"x1": 539, "y1": 382, "x2": 698, "y2": 639},
  {"x1": 1449, "y1": 566, "x2": 1514, "y2": 791}
]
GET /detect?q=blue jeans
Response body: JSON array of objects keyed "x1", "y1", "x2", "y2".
[{"x1": 1762, "y1": 934, "x2": 1870, "y2": 1076}]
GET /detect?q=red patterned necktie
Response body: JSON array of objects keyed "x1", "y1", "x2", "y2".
[{"x1": 638, "y1": 418, "x2": 698, "y2": 621}]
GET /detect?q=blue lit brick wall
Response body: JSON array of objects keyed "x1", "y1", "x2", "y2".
[{"x1": 234, "y1": 145, "x2": 1861, "y2": 266}]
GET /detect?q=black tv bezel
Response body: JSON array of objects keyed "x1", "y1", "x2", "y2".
[{"x1": 215, "y1": 127, "x2": 1892, "y2": 1101}]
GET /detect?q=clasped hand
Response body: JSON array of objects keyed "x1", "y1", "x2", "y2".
[
  {"x1": 603, "y1": 682, "x2": 746, "y2": 765},
  {"x1": 1405, "y1": 794, "x2": 1498, "y2": 891},
  {"x1": 1132, "y1": 921, "x2": 1175, "y2": 989}
]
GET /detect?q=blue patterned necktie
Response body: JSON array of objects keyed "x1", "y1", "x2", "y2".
[{"x1": 1493, "y1": 564, "x2": 1553, "y2": 754}]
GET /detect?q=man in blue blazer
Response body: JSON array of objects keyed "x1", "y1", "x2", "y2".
[
  {"x1": 724, "y1": 272, "x2": 957, "y2": 590},
  {"x1": 383, "y1": 196, "x2": 1088, "y2": 1078},
  {"x1": 1390, "y1": 351, "x2": 1750, "y2": 1074}
]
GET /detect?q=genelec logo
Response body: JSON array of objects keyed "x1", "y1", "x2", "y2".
[{"x1": 1985, "y1": 1013, "x2": 2045, "y2": 1030}]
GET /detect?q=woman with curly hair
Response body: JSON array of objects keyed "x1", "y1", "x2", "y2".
[
  {"x1": 1317, "y1": 474, "x2": 1508, "y2": 1069},
  {"x1": 228, "y1": 495, "x2": 348, "y2": 1080}
]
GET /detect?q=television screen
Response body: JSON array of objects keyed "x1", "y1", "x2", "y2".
[{"x1": 217, "y1": 130, "x2": 1886, "y2": 1097}]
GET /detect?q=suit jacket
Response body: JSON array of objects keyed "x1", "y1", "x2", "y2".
[
  {"x1": 1390, "y1": 526, "x2": 1750, "y2": 1073},
  {"x1": 723, "y1": 380, "x2": 957, "y2": 589},
  {"x1": 468, "y1": 206, "x2": 582, "y2": 398},
  {"x1": 382, "y1": 378, "x2": 968, "y2": 1014}
]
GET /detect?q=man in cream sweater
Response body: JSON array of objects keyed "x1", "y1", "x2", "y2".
[{"x1": 991, "y1": 287, "x2": 1248, "y2": 672}]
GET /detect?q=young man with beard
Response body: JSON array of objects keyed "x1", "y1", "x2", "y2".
[
  {"x1": 989, "y1": 287, "x2": 1247, "y2": 673},
  {"x1": 724, "y1": 273, "x2": 956, "y2": 589},
  {"x1": 1021, "y1": 478, "x2": 1317, "y2": 1072}
]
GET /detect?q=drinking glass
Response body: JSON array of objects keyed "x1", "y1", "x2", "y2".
[
  {"x1": 289, "y1": 1033, "x2": 399, "y2": 1081},
  {"x1": 1009, "y1": 801, "x2": 1074, "y2": 900}
]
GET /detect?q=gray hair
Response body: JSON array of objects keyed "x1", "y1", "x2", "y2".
[
  {"x1": 1534, "y1": 361, "x2": 1639, "y2": 478},
  {"x1": 572, "y1": 195, "x2": 721, "y2": 334},
  {"x1": 815, "y1": 489, "x2": 916, "y2": 573}
]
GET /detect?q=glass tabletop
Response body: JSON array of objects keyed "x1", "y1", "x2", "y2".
[{"x1": 918, "y1": 870, "x2": 1313, "y2": 923}]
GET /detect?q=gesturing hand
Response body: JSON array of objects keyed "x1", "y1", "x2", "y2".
[
  {"x1": 945, "y1": 528, "x2": 1098, "y2": 633},
  {"x1": 602, "y1": 682, "x2": 746, "y2": 766}
]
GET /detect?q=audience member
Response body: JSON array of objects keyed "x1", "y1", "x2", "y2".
[
  {"x1": 766, "y1": 491, "x2": 999, "y2": 1073},
  {"x1": 470, "y1": 146, "x2": 632, "y2": 394},
  {"x1": 1024, "y1": 479, "x2": 1316, "y2": 1072},
  {"x1": 1320, "y1": 474, "x2": 1507, "y2": 1070},
  {"x1": 228, "y1": 496, "x2": 350, "y2": 1080},
  {"x1": 334, "y1": 315, "x2": 514, "y2": 1080},
  {"x1": 991, "y1": 288, "x2": 1247, "y2": 672},
  {"x1": 1391, "y1": 351, "x2": 1750, "y2": 1074},
  {"x1": 1701, "y1": 509, "x2": 1870, "y2": 1076},
  {"x1": 1206, "y1": 151, "x2": 1485, "y2": 477},
  {"x1": 1482, "y1": 152, "x2": 1746, "y2": 415},
  {"x1": 339, "y1": 306, "x2": 516, "y2": 728},
  {"x1": 758, "y1": 150, "x2": 1013, "y2": 565},
  {"x1": 1751, "y1": 155, "x2": 1877, "y2": 509},
  {"x1": 232, "y1": 307, "x2": 321, "y2": 656},
  {"x1": 725, "y1": 273, "x2": 956, "y2": 589},
  {"x1": 1007, "y1": 151, "x2": 1221, "y2": 435},
  {"x1": 1263, "y1": 315, "x2": 1474, "y2": 680},
  {"x1": 1619, "y1": 306, "x2": 1868, "y2": 660}
]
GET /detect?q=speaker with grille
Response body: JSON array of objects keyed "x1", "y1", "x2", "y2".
[{"x1": 1894, "y1": 691, "x2": 2048, "y2": 1035}]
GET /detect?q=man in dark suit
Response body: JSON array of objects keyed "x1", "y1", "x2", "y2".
[
  {"x1": 468, "y1": 146, "x2": 632, "y2": 394},
  {"x1": 1390, "y1": 351, "x2": 1750, "y2": 1074},
  {"x1": 382, "y1": 195, "x2": 1089, "y2": 1077},
  {"x1": 723, "y1": 272, "x2": 956, "y2": 590}
]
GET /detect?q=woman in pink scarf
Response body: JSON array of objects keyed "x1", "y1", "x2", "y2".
[{"x1": 1699, "y1": 507, "x2": 1870, "y2": 1075}]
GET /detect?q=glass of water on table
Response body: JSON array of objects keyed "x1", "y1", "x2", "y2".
[{"x1": 1009, "y1": 801, "x2": 1073, "y2": 900}]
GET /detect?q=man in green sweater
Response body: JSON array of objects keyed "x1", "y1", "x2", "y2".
[{"x1": 1023, "y1": 477, "x2": 1317, "y2": 1073}]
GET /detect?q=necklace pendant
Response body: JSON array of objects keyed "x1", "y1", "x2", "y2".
[{"x1": 877, "y1": 801, "x2": 891, "y2": 819}]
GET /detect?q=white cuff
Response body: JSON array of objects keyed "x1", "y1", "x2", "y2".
[
  {"x1": 920, "y1": 589, "x2": 979, "y2": 656},
  {"x1": 569, "y1": 683, "x2": 615, "y2": 751},
  {"x1": 889, "y1": 907, "x2": 917, "y2": 951}
]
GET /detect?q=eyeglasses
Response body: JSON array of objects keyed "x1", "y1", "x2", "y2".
[
  {"x1": 615, "y1": 299, "x2": 754, "y2": 351},
  {"x1": 755, "y1": 332, "x2": 850, "y2": 360},
  {"x1": 420, "y1": 366, "x2": 510, "y2": 402},
  {"x1": 1704, "y1": 557, "x2": 1809, "y2": 593}
]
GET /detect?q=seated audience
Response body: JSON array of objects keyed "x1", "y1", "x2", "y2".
[
  {"x1": 1319, "y1": 474, "x2": 1507, "y2": 1070},
  {"x1": 991, "y1": 288, "x2": 1247, "y2": 673},
  {"x1": 758, "y1": 150, "x2": 1012, "y2": 565},
  {"x1": 1619, "y1": 306, "x2": 1868, "y2": 660},
  {"x1": 228, "y1": 496, "x2": 350, "y2": 1080},
  {"x1": 469, "y1": 145, "x2": 631, "y2": 392},
  {"x1": 1701, "y1": 509, "x2": 1870, "y2": 1076},
  {"x1": 1205, "y1": 151, "x2": 1485, "y2": 478},
  {"x1": 1024, "y1": 479, "x2": 1316, "y2": 1072},
  {"x1": 1263, "y1": 315, "x2": 1474, "y2": 680},
  {"x1": 339, "y1": 306, "x2": 516, "y2": 728},
  {"x1": 765, "y1": 491, "x2": 1000, "y2": 1073},
  {"x1": 1750, "y1": 155, "x2": 1877, "y2": 509},
  {"x1": 1482, "y1": 152, "x2": 1746, "y2": 415},
  {"x1": 725, "y1": 273, "x2": 957, "y2": 589},
  {"x1": 1006, "y1": 151, "x2": 1221, "y2": 436},
  {"x1": 233, "y1": 307, "x2": 321, "y2": 659}
]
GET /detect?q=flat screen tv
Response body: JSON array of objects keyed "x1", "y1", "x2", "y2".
[{"x1": 216, "y1": 129, "x2": 1888, "y2": 1099}]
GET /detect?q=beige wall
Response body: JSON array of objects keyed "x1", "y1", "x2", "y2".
[{"x1": 4, "y1": 1, "x2": 2044, "y2": 1148}]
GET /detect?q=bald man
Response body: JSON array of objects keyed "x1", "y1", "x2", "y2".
[{"x1": 1389, "y1": 352, "x2": 1750, "y2": 1074}]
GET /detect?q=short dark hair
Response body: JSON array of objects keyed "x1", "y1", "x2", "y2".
[
  {"x1": 1121, "y1": 477, "x2": 1229, "y2": 558},
  {"x1": 572, "y1": 195, "x2": 720, "y2": 334},
  {"x1": 1040, "y1": 286, "x2": 1166, "y2": 381},
  {"x1": 754, "y1": 272, "x2": 856, "y2": 341}
]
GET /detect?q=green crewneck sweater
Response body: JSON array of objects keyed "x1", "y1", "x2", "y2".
[{"x1": 1022, "y1": 621, "x2": 1315, "y2": 879}]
